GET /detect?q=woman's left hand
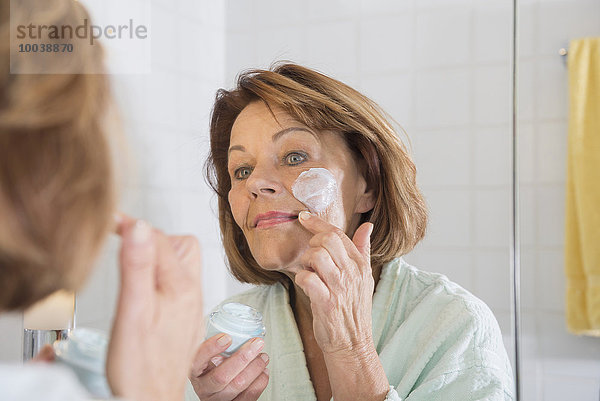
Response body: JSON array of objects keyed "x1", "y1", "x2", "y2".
[{"x1": 295, "y1": 210, "x2": 375, "y2": 358}]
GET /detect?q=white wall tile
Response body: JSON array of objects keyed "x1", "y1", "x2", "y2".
[
  {"x1": 420, "y1": 189, "x2": 472, "y2": 247},
  {"x1": 307, "y1": 0, "x2": 359, "y2": 22},
  {"x1": 537, "y1": 249, "x2": 566, "y2": 312},
  {"x1": 410, "y1": 249, "x2": 474, "y2": 291},
  {"x1": 306, "y1": 21, "x2": 358, "y2": 77},
  {"x1": 537, "y1": 121, "x2": 567, "y2": 183},
  {"x1": 359, "y1": 0, "x2": 415, "y2": 16},
  {"x1": 518, "y1": 61, "x2": 536, "y2": 122},
  {"x1": 537, "y1": 0, "x2": 600, "y2": 56},
  {"x1": 537, "y1": 312, "x2": 600, "y2": 360},
  {"x1": 150, "y1": 4, "x2": 179, "y2": 69},
  {"x1": 0, "y1": 313, "x2": 23, "y2": 362},
  {"x1": 520, "y1": 249, "x2": 538, "y2": 311},
  {"x1": 473, "y1": 3, "x2": 512, "y2": 63},
  {"x1": 473, "y1": 65, "x2": 511, "y2": 125},
  {"x1": 416, "y1": 8, "x2": 471, "y2": 67},
  {"x1": 474, "y1": 126, "x2": 511, "y2": 186},
  {"x1": 255, "y1": 28, "x2": 307, "y2": 67},
  {"x1": 474, "y1": 250, "x2": 512, "y2": 312},
  {"x1": 536, "y1": 185, "x2": 565, "y2": 247},
  {"x1": 360, "y1": 73, "x2": 413, "y2": 127},
  {"x1": 519, "y1": 185, "x2": 537, "y2": 247},
  {"x1": 542, "y1": 376, "x2": 600, "y2": 401},
  {"x1": 416, "y1": 69, "x2": 470, "y2": 127},
  {"x1": 414, "y1": 129, "x2": 471, "y2": 186},
  {"x1": 474, "y1": 189, "x2": 511, "y2": 248},
  {"x1": 254, "y1": 0, "x2": 306, "y2": 28},
  {"x1": 226, "y1": 31, "x2": 258, "y2": 86},
  {"x1": 226, "y1": 0, "x2": 257, "y2": 32},
  {"x1": 518, "y1": 123, "x2": 536, "y2": 183},
  {"x1": 536, "y1": 60, "x2": 568, "y2": 121},
  {"x1": 359, "y1": 15, "x2": 414, "y2": 74}
]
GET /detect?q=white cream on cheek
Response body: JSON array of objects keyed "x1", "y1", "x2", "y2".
[{"x1": 291, "y1": 167, "x2": 338, "y2": 214}]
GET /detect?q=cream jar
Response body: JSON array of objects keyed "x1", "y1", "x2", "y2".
[
  {"x1": 206, "y1": 303, "x2": 266, "y2": 357},
  {"x1": 53, "y1": 327, "x2": 111, "y2": 398}
]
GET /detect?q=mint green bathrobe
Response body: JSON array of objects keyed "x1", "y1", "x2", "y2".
[{"x1": 185, "y1": 258, "x2": 514, "y2": 401}]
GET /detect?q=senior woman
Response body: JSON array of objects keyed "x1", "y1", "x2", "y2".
[
  {"x1": 0, "y1": 0, "x2": 205, "y2": 399},
  {"x1": 187, "y1": 64, "x2": 514, "y2": 401}
]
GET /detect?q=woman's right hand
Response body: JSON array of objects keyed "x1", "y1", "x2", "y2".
[
  {"x1": 190, "y1": 334, "x2": 269, "y2": 401},
  {"x1": 107, "y1": 215, "x2": 204, "y2": 401}
]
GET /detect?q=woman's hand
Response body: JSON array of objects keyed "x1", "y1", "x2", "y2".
[
  {"x1": 295, "y1": 210, "x2": 375, "y2": 356},
  {"x1": 295, "y1": 211, "x2": 389, "y2": 401},
  {"x1": 190, "y1": 334, "x2": 269, "y2": 401},
  {"x1": 107, "y1": 215, "x2": 204, "y2": 401}
]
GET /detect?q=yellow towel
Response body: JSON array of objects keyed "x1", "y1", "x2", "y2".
[{"x1": 565, "y1": 37, "x2": 600, "y2": 336}]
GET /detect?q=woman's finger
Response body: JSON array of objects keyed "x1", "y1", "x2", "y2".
[
  {"x1": 234, "y1": 371, "x2": 269, "y2": 401},
  {"x1": 300, "y1": 211, "x2": 365, "y2": 263},
  {"x1": 308, "y1": 231, "x2": 356, "y2": 273},
  {"x1": 190, "y1": 334, "x2": 233, "y2": 377},
  {"x1": 117, "y1": 219, "x2": 156, "y2": 319},
  {"x1": 300, "y1": 247, "x2": 340, "y2": 289},
  {"x1": 202, "y1": 337, "x2": 265, "y2": 393},
  {"x1": 211, "y1": 353, "x2": 269, "y2": 401},
  {"x1": 295, "y1": 269, "x2": 329, "y2": 304}
]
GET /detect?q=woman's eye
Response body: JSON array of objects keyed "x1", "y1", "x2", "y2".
[
  {"x1": 234, "y1": 166, "x2": 252, "y2": 180},
  {"x1": 284, "y1": 152, "x2": 307, "y2": 165}
]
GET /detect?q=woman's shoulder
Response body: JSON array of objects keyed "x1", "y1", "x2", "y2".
[
  {"x1": 380, "y1": 258, "x2": 507, "y2": 356},
  {"x1": 391, "y1": 258, "x2": 497, "y2": 323}
]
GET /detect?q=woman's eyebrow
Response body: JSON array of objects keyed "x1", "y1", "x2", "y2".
[
  {"x1": 272, "y1": 126, "x2": 318, "y2": 142},
  {"x1": 228, "y1": 144, "x2": 245, "y2": 155},
  {"x1": 228, "y1": 127, "x2": 317, "y2": 156}
]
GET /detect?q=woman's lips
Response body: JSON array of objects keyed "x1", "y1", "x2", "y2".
[{"x1": 253, "y1": 211, "x2": 298, "y2": 229}]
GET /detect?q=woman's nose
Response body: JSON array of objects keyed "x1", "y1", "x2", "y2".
[{"x1": 246, "y1": 167, "x2": 284, "y2": 198}]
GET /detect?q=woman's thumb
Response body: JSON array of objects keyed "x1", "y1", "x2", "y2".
[{"x1": 352, "y1": 222, "x2": 373, "y2": 258}]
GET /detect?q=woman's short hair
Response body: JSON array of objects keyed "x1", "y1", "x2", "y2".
[
  {"x1": 0, "y1": 0, "x2": 115, "y2": 310},
  {"x1": 206, "y1": 63, "x2": 428, "y2": 285}
]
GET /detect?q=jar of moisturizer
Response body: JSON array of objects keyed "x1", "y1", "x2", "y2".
[
  {"x1": 206, "y1": 303, "x2": 266, "y2": 357},
  {"x1": 53, "y1": 327, "x2": 111, "y2": 398}
]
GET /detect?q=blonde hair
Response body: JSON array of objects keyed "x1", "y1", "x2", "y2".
[
  {"x1": 0, "y1": 0, "x2": 115, "y2": 310},
  {"x1": 206, "y1": 63, "x2": 428, "y2": 285}
]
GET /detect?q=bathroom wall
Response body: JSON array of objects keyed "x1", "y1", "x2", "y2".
[{"x1": 517, "y1": 1, "x2": 600, "y2": 400}]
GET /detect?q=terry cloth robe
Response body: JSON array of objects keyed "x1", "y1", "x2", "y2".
[{"x1": 185, "y1": 258, "x2": 514, "y2": 401}]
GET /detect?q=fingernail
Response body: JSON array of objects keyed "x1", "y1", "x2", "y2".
[
  {"x1": 251, "y1": 337, "x2": 264, "y2": 352},
  {"x1": 217, "y1": 334, "x2": 231, "y2": 347},
  {"x1": 264, "y1": 367, "x2": 270, "y2": 376},
  {"x1": 260, "y1": 353, "x2": 269, "y2": 363},
  {"x1": 367, "y1": 222, "x2": 374, "y2": 237},
  {"x1": 299, "y1": 211, "x2": 311, "y2": 221},
  {"x1": 131, "y1": 220, "x2": 152, "y2": 244},
  {"x1": 211, "y1": 356, "x2": 224, "y2": 367}
]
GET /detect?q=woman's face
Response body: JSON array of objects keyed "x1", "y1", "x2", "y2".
[{"x1": 227, "y1": 101, "x2": 374, "y2": 276}]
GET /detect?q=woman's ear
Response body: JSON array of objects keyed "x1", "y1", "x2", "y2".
[{"x1": 355, "y1": 175, "x2": 376, "y2": 214}]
